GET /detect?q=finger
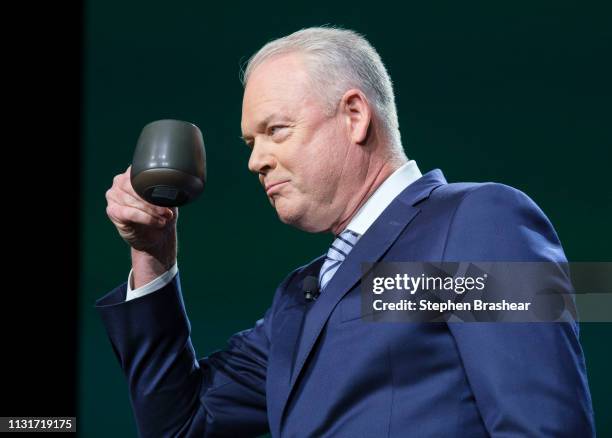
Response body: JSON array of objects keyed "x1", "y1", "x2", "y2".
[
  {"x1": 116, "y1": 171, "x2": 138, "y2": 196},
  {"x1": 106, "y1": 188, "x2": 169, "y2": 222},
  {"x1": 169, "y1": 207, "x2": 178, "y2": 221},
  {"x1": 115, "y1": 173, "x2": 174, "y2": 219},
  {"x1": 106, "y1": 204, "x2": 167, "y2": 228},
  {"x1": 108, "y1": 174, "x2": 172, "y2": 218}
]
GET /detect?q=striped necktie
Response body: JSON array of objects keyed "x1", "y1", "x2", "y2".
[{"x1": 318, "y1": 229, "x2": 360, "y2": 291}]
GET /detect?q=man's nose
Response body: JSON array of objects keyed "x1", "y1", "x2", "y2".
[{"x1": 248, "y1": 141, "x2": 276, "y2": 175}]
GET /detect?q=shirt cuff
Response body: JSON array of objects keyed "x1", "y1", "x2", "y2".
[{"x1": 126, "y1": 262, "x2": 179, "y2": 301}]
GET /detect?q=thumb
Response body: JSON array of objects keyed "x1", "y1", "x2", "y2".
[{"x1": 167, "y1": 207, "x2": 178, "y2": 221}]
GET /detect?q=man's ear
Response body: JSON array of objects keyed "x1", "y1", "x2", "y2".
[{"x1": 340, "y1": 89, "x2": 372, "y2": 145}]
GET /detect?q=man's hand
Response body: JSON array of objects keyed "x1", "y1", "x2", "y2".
[{"x1": 105, "y1": 166, "x2": 179, "y2": 288}]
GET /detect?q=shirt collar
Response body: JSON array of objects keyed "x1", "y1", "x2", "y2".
[{"x1": 345, "y1": 160, "x2": 422, "y2": 236}]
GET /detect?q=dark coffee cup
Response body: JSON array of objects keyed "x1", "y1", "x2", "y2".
[{"x1": 131, "y1": 119, "x2": 206, "y2": 207}]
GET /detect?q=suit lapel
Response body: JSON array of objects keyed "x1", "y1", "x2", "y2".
[
  {"x1": 267, "y1": 257, "x2": 324, "y2": 438},
  {"x1": 275, "y1": 170, "x2": 447, "y2": 429}
]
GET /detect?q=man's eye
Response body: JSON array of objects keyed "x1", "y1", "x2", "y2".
[{"x1": 269, "y1": 125, "x2": 286, "y2": 136}]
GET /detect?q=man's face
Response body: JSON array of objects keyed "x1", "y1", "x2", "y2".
[{"x1": 241, "y1": 54, "x2": 362, "y2": 233}]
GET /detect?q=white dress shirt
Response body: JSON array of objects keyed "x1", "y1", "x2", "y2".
[{"x1": 125, "y1": 160, "x2": 422, "y2": 301}]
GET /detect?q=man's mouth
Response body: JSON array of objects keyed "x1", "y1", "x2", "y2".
[{"x1": 265, "y1": 180, "x2": 289, "y2": 195}]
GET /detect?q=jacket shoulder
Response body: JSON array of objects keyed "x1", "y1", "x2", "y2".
[
  {"x1": 429, "y1": 180, "x2": 536, "y2": 208},
  {"x1": 431, "y1": 181, "x2": 565, "y2": 262}
]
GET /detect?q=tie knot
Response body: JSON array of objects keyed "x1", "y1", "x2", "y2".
[
  {"x1": 325, "y1": 229, "x2": 360, "y2": 262},
  {"x1": 318, "y1": 229, "x2": 360, "y2": 291}
]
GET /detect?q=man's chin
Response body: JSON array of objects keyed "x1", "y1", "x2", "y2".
[
  {"x1": 275, "y1": 207, "x2": 328, "y2": 233},
  {"x1": 275, "y1": 208, "x2": 302, "y2": 227}
]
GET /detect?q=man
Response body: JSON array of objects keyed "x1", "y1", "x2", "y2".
[{"x1": 98, "y1": 27, "x2": 595, "y2": 437}]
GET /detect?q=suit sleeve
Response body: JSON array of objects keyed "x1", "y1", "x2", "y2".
[
  {"x1": 442, "y1": 184, "x2": 595, "y2": 437},
  {"x1": 96, "y1": 271, "x2": 292, "y2": 437}
]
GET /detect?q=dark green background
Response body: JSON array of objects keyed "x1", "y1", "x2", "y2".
[{"x1": 80, "y1": 1, "x2": 611, "y2": 436}]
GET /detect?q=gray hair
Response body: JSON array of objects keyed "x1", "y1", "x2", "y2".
[{"x1": 241, "y1": 26, "x2": 405, "y2": 157}]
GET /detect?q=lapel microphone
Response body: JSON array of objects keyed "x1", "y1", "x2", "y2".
[{"x1": 302, "y1": 276, "x2": 320, "y2": 302}]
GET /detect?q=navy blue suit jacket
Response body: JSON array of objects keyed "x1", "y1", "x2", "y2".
[{"x1": 97, "y1": 170, "x2": 595, "y2": 437}]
